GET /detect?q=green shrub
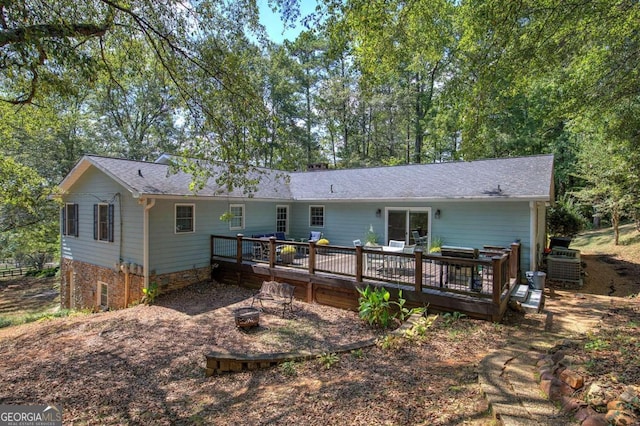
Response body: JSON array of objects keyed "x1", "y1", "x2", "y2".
[
  {"x1": 442, "y1": 311, "x2": 466, "y2": 327},
  {"x1": 357, "y1": 286, "x2": 424, "y2": 328},
  {"x1": 357, "y1": 286, "x2": 394, "y2": 328},
  {"x1": 0, "y1": 317, "x2": 12, "y2": 329},
  {"x1": 377, "y1": 334, "x2": 402, "y2": 350},
  {"x1": 141, "y1": 282, "x2": 159, "y2": 305},
  {"x1": 404, "y1": 315, "x2": 438, "y2": 340},
  {"x1": 547, "y1": 197, "x2": 585, "y2": 237},
  {"x1": 279, "y1": 360, "x2": 298, "y2": 376},
  {"x1": 24, "y1": 267, "x2": 59, "y2": 278},
  {"x1": 317, "y1": 352, "x2": 339, "y2": 369}
]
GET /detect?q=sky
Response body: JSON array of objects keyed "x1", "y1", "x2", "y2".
[{"x1": 258, "y1": 0, "x2": 319, "y2": 43}]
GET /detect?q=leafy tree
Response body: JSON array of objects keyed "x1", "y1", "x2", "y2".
[
  {"x1": 88, "y1": 38, "x2": 183, "y2": 160},
  {"x1": 328, "y1": 0, "x2": 455, "y2": 163},
  {"x1": 0, "y1": 157, "x2": 52, "y2": 227},
  {"x1": 0, "y1": 0, "x2": 265, "y2": 105},
  {"x1": 572, "y1": 107, "x2": 640, "y2": 245}
]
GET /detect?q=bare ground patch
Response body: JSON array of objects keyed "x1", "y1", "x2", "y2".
[{"x1": 0, "y1": 280, "x2": 511, "y2": 425}]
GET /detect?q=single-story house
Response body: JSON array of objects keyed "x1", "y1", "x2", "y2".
[{"x1": 57, "y1": 154, "x2": 554, "y2": 310}]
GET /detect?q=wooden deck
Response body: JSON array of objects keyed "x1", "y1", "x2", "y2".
[{"x1": 211, "y1": 235, "x2": 522, "y2": 322}]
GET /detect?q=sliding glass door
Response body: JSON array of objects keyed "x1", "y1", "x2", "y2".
[{"x1": 386, "y1": 208, "x2": 431, "y2": 245}]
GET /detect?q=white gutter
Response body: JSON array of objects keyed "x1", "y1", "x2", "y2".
[{"x1": 142, "y1": 198, "x2": 156, "y2": 289}]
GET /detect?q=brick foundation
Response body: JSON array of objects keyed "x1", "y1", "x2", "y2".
[{"x1": 60, "y1": 258, "x2": 210, "y2": 310}]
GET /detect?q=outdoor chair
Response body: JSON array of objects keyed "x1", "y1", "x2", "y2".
[
  {"x1": 364, "y1": 246, "x2": 384, "y2": 275},
  {"x1": 392, "y1": 245, "x2": 415, "y2": 274},
  {"x1": 388, "y1": 239, "x2": 405, "y2": 249},
  {"x1": 353, "y1": 239, "x2": 362, "y2": 246},
  {"x1": 412, "y1": 231, "x2": 428, "y2": 246},
  {"x1": 309, "y1": 231, "x2": 322, "y2": 243}
]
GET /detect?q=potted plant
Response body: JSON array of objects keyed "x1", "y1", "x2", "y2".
[
  {"x1": 365, "y1": 225, "x2": 379, "y2": 246},
  {"x1": 316, "y1": 238, "x2": 330, "y2": 254},
  {"x1": 429, "y1": 236, "x2": 443, "y2": 253},
  {"x1": 280, "y1": 245, "x2": 296, "y2": 264}
]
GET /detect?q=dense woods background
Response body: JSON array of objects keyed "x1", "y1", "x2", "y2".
[{"x1": 1, "y1": 0, "x2": 639, "y2": 266}]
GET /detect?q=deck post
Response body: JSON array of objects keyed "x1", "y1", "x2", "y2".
[
  {"x1": 211, "y1": 235, "x2": 215, "y2": 280},
  {"x1": 236, "y1": 234, "x2": 243, "y2": 265},
  {"x1": 510, "y1": 242, "x2": 521, "y2": 281},
  {"x1": 308, "y1": 241, "x2": 316, "y2": 275},
  {"x1": 414, "y1": 248, "x2": 423, "y2": 292},
  {"x1": 355, "y1": 245, "x2": 363, "y2": 282},
  {"x1": 492, "y1": 256, "x2": 503, "y2": 306},
  {"x1": 268, "y1": 237, "x2": 277, "y2": 269}
]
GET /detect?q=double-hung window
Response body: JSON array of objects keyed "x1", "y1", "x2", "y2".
[
  {"x1": 62, "y1": 203, "x2": 79, "y2": 237},
  {"x1": 93, "y1": 203, "x2": 114, "y2": 242},
  {"x1": 276, "y1": 205, "x2": 289, "y2": 234},
  {"x1": 229, "y1": 204, "x2": 244, "y2": 230},
  {"x1": 309, "y1": 205, "x2": 325, "y2": 227},
  {"x1": 175, "y1": 204, "x2": 195, "y2": 233}
]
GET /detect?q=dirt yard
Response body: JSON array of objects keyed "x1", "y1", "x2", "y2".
[{"x1": 0, "y1": 226, "x2": 638, "y2": 425}]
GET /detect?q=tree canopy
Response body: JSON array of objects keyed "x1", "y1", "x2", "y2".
[{"x1": 1, "y1": 0, "x2": 639, "y2": 259}]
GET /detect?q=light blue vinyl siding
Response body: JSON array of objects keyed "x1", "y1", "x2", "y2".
[
  {"x1": 289, "y1": 200, "x2": 533, "y2": 271},
  {"x1": 289, "y1": 202, "x2": 386, "y2": 244},
  {"x1": 61, "y1": 166, "x2": 144, "y2": 269},
  {"x1": 61, "y1": 165, "x2": 534, "y2": 276},
  {"x1": 148, "y1": 199, "x2": 285, "y2": 275},
  {"x1": 430, "y1": 201, "x2": 531, "y2": 269}
]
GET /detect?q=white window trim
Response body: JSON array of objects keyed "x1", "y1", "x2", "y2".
[
  {"x1": 175, "y1": 203, "x2": 195, "y2": 234},
  {"x1": 228, "y1": 204, "x2": 245, "y2": 230},
  {"x1": 309, "y1": 205, "x2": 325, "y2": 228},
  {"x1": 276, "y1": 205, "x2": 289, "y2": 234}
]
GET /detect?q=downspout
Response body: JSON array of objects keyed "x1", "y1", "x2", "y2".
[
  {"x1": 143, "y1": 198, "x2": 156, "y2": 290},
  {"x1": 530, "y1": 201, "x2": 537, "y2": 271}
]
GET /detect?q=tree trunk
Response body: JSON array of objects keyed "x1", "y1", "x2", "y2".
[{"x1": 613, "y1": 203, "x2": 620, "y2": 245}]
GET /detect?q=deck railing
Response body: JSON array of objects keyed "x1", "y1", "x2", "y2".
[{"x1": 211, "y1": 234, "x2": 520, "y2": 302}]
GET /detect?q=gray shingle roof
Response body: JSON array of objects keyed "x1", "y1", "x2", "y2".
[
  {"x1": 289, "y1": 155, "x2": 554, "y2": 201},
  {"x1": 61, "y1": 156, "x2": 292, "y2": 199},
  {"x1": 60, "y1": 154, "x2": 554, "y2": 202}
]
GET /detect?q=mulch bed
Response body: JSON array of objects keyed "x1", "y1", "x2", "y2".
[{"x1": 0, "y1": 280, "x2": 511, "y2": 425}]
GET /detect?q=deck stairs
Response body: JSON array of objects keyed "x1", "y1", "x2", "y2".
[{"x1": 510, "y1": 284, "x2": 544, "y2": 313}]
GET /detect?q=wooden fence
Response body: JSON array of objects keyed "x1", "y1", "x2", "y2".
[{"x1": 0, "y1": 268, "x2": 27, "y2": 279}]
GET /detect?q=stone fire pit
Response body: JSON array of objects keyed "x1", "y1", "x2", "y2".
[{"x1": 233, "y1": 307, "x2": 260, "y2": 329}]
